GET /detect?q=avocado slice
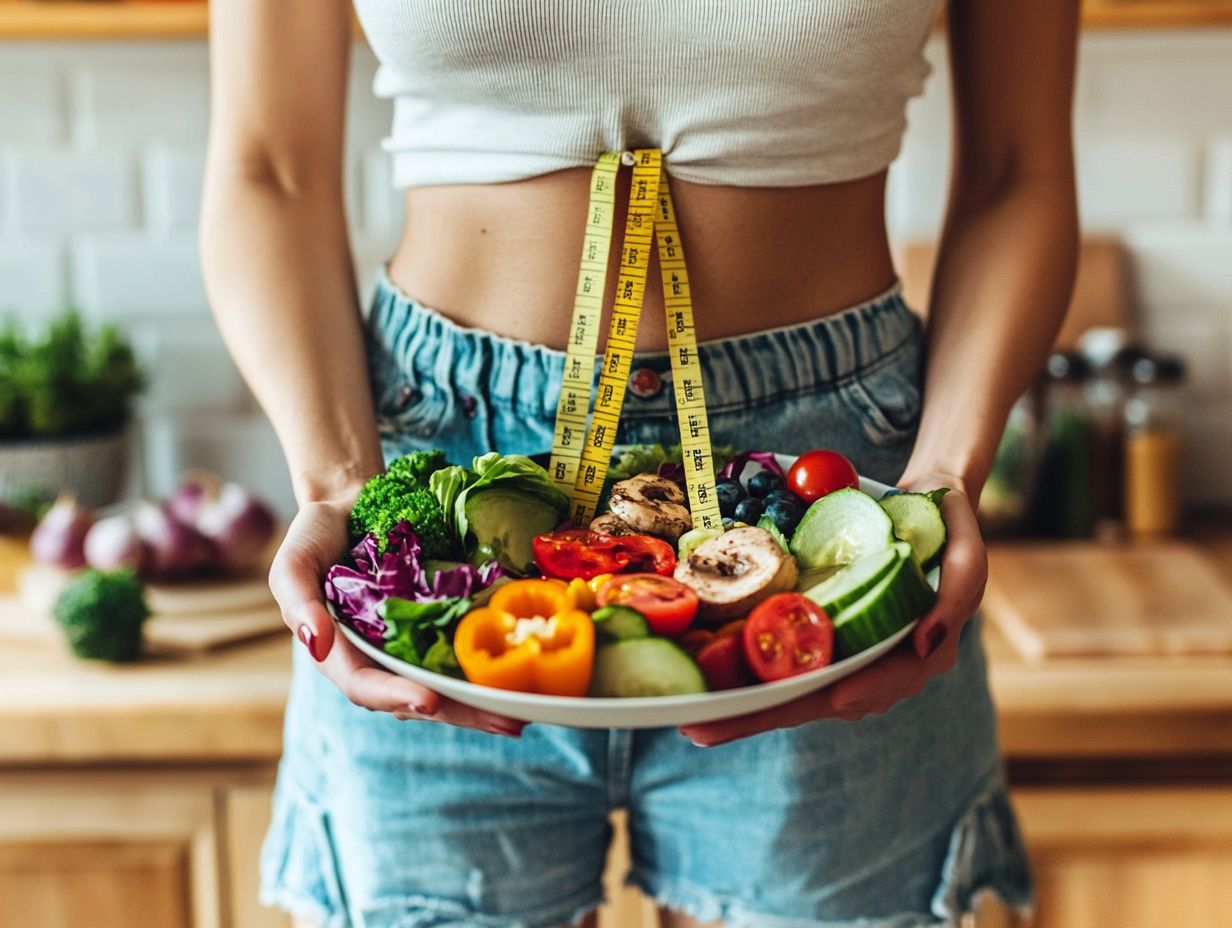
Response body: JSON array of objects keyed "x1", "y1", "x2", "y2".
[{"x1": 464, "y1": 487, "x2": 562, "y2": 575}]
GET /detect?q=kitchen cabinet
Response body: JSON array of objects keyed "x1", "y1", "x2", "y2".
[
  {"x1": 0, "y1": 772, "x2": 221, "y2": 928},
  {"x1": 1015, "y1": 787, "x2": 1232, "y2": 928}
]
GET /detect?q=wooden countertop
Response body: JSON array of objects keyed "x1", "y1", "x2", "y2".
[{"x1": 2, "y1": 536, "x2": 1231, "y2": 767}]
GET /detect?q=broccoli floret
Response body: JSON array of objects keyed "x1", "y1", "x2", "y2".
[
  {"x1": 53, "y1": 568, "x2": 150, "y2": 662},
  {"x1": 386, "y1": 450, "x2": 447, "y2": 484},
  {"x1": 350, "y1": 472, "x2": 453, "y2": 557}
]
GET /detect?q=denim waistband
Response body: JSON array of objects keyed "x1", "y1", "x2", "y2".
[{"x1": 369, "y1": 267, "x2": 921, "y2": 420}]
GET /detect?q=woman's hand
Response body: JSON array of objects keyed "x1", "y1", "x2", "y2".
[
  {"x1": 679, "y1": 477, "x2": 986, "y2": 747},
  {"x1": 268, "y1": 497, "x2": 528, "y2": 737}
]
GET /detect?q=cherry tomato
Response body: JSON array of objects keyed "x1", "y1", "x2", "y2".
[
  {"x1": 696, "y1": 635, "x2": 757, "y2": 691},
  {"x1": 786, "y1": 449, "x2": 859, "y2": 504},
  {"x1": 532, "y1": 531, "x2": 676, "y2": 580},
  {"x1": 597, "y1": 573, "x2": 699, "y2": 637},
  {"x1": 742, "y1": 592, "x2": 834, "y2": 682}
]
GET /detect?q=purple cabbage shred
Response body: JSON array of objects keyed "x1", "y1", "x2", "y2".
[
  {"x1": 325, "y1": 521, "x2": 503, "y2": 644},
  {"x1": 718, "y1": 450, "x2": 788, "y2": 484}
]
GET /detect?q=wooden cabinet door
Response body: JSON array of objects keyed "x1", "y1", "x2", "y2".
[
  {"x1": 1014, "y1": 786, "x2": 1232, "y2": 928},
  {"x1": 223, "y1": 784, "x2": 291, "y2": 928},
  {"x1": 0, "y1": 773, "x2": 220, "y2": 928}
]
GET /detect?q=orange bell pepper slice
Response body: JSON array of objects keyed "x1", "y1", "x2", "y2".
[{"x1": 454, "y1": 579, "x2": 595, "y2": 697}]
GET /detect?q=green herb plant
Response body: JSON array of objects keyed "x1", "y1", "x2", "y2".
[{"x1": 0, "y1": 312, "x2": 145, "y2": 439}]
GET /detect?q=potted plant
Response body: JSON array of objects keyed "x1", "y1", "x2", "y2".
[{"x1": 0, "y1": 312, "x2": 145, "y2": 508}]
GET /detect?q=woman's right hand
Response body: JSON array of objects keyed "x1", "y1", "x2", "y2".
[{"x1": 268, "y1": 497, "x2": 527, "y2": 737}]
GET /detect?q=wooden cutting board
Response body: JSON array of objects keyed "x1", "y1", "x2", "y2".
[
  {"x1": 0, "y1": 563, "x2": 285, "y2": 656},
  {"x1": 985, "y1": 541, "x2": 1232, "y2": 661}
]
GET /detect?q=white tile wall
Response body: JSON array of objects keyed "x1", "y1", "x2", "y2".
[
  {"x1": 72, "y1": 235, "x2": 209, "y2": 319},
  {"x1": 0, "y1": 32, "x2": 1230, "y2": 510},
  {"x1": 12, "y1": 149, "x2": 138, "y2": 231}
]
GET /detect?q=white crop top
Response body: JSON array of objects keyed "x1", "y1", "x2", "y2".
[{"x1": 352, "y1": 0, "x2": 943, "y2": 188}]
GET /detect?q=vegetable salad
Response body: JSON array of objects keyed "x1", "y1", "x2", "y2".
[{"x1": 326, "y1": 448, "x2": 948, "y2": 698}]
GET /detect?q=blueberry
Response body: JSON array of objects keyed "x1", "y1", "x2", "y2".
[
  {"x1": 764, "y1": 487, "x2": 804, "y2": 507},
  {"x1": 764, "y1": 499, "x2": 802, "y2": 535},
  {"x1": 747, "y1": 470, "x2": 784, "y2": 499},
  {"x1": 716, "y1": 479, "x2": 746, "y2": 517},
  {"x1": 733, "y1": 498, "x2": 765, "y2": 523},
  {"x1": 721, "y1": 516, "x2": 736, "y2": 528}
]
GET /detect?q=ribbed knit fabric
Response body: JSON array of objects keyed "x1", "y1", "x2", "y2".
[{"x1": 353, "y1": 0, "x2": 943, "y2": 188}]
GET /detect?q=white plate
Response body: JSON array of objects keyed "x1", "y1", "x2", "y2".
[{"x1": 334, "y1": 465, "x2": 929, "y2": 729}]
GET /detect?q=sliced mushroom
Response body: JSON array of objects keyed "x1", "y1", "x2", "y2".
[
  {"x1": 608, "y1": 474, "x2": 692, "y2": 541},
  {"x1": 673, "y1": 526, "x2": 798, "y2": 621},
  {"x1": 589, "y1": 512, "x2": 636, "y2": 536}
]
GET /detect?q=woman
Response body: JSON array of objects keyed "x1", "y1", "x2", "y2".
[{"x1": 202, "y1": 1, "x2": 1078, "y2": 926}]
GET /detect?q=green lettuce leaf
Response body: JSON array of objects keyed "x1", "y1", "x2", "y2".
[{"x1": 379, "y1": 596, "x2": 471, "y2": 667}]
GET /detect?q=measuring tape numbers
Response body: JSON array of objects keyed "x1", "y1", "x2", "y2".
[
  {"x1": 549, "y1": 149, "x2": 723, "y2": 532},
  {"x1": 548, "y1": 151, "x2": 622, "y2": 494}
]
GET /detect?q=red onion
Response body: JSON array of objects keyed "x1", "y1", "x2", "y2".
[
  {"x1": 84, "y1": 514, "x2": 150, "y2": 575},
  {"x1": 193, "y1": 481, "x2": 276, "y2": 570},
  {"x1": 134, "y1": 500, "x2": 214, "y2": 576},
  {"x1": 167, "y1": 470, "x2": 215, "y2": 527},
  {"x1": 30, "y1": 494, "x2": 95, "y2": 569}
]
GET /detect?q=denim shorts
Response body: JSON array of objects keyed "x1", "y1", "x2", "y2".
[{"x1": 260, "y1": 269, "x2": 1032, "y2": 928}]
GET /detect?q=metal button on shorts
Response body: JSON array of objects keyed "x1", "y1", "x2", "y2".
[{"x1": 629, "y1": 367, "x2": 663, "y2": 398}]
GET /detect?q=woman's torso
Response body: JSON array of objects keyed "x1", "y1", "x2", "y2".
[
  {"x1": 362, "y1": 0, "x2": 941, "y2": 348},
  {"x1": 387, "y1": 168, "x2": 897, "y2": 350}
]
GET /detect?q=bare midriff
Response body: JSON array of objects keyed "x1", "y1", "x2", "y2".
[{"x1": 386, "y1": 166, "x2": 896, "y2": 351}]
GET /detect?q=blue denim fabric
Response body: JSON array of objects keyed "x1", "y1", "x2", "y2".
[{"x1": 260, "y1": 270, "x2": 1032, "y2": 928}]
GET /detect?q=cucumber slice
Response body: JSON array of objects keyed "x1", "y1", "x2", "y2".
[
  {"x1": 831, "y1": 549, "x2": 936, "y2": 658},
  {"x1": 589, "y1": 639, "x2": 708, "y2": 697},
  {"x1": 591, "y1": 605, "x2": 650, "y2": 642},
  {"x1": 788, "y1": 488, "x2": 895, "y2": 571},
  {"x1": 803, "y1": 542, "x2": 910, "y2": 616},
  {"x1": 878, "y1": 492, "x2": 948, "y2": 571}
]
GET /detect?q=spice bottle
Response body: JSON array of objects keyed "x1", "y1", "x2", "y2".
[
  {"x1": 1078, "y1": 328, "x2": 1138, "y2": 539},
  {"x1": 1124, "y1": 354, "x2": 1185, "y2": 537},
  {"x1": 1035, "y1": 351, "x2": 1095, "y2": 538}
]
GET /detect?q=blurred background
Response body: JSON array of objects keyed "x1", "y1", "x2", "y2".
[{"x1": 0, "y1": 2, "x2": 1230, "y2": 928}]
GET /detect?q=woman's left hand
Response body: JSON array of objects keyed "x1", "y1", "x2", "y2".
[{"x1": 679, "y1": 476, "x2": 987, "y2": 747}]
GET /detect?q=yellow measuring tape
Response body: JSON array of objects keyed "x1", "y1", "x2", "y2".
[{"x1": 549, "y1": 149, "x2": 723, "y2": 532}]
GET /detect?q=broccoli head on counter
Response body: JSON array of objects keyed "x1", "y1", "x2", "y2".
[{"x1": 53, "y1": 568, "x2": 150, "y2": 663}]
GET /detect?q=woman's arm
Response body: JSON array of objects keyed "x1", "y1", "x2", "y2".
[
  {"x1": 682, "y1": 0, "x2": 1079, "y2": 743},
  {"x1": 201, "y1": 0, "x2": 381, "y2": 505},
  {"x1": 201, "y1": 0, "x2": 524, "y2": 736}
]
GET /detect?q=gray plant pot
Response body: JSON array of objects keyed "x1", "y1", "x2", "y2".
[{"x1": 0, "y1": 428, "x2": 131, "y2": 508}]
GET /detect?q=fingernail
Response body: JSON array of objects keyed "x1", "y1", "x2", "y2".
[
  {"x1": 297, "y1": 625, "x2": 323, "y2": 662},
  {"x1": 412, "y1": 702, "x2": 437, "y2": 717},
  {"x1": 923, "y1": 624, "x2": 947, "y2": 658},
  {"x1": 489, "y1": 721, "x2": 525, "y2": 738}
]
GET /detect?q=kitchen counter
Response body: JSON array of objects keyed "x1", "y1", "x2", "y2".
[{"x1": 2, "y1": 539, "x2": 1232, "y2": 766}]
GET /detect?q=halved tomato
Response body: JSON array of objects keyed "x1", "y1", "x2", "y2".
[
  {"x1": 608, "y1": 535, "x2": 676, "y2": 576},
  {"x1": 742, "y1": 592, "x2": 834, "y2": 682},
  {"x1": 533, "y1": 530, "x2": 627, "y2": 580},
  {"x1": 597, "y1": 573, "x2": 699, "y2": 637},
  {"x1": 532, "y1": 531, "x2": 676, "y2": 580}
]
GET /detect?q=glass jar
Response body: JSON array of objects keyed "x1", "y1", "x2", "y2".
[
  {"x1": 980, "y1": 391, "x2": 1040, "y2": 537},
  {"x1": 1124, "y1": 354, "x2": 1185, "y2": 537},
  {"x1": 1078, "y1": 329, "x2": 1140, "y2": 539},
  {"x1": 1034, "y1": 351, "x2": 1095, "y2": 538}
]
